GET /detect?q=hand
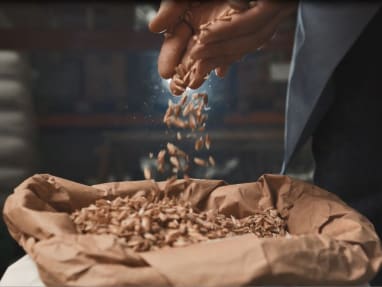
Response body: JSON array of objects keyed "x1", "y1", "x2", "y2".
[
  {"x1": 149, "y1": 1, "x2": 232, "y2": 82},
  {"x1": 183, "y1": 0, "x2": 298, "y2": 94},
  {"x1": 149, "y1": 1, "x2": 297, "y2": 95},
  {"x1": 148, "y1": 0, "x2": 192, "y2": 79}
]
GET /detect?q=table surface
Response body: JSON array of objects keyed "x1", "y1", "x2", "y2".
[{"x1": 0, "y1": 254, "x2": 370, "y2": 287}]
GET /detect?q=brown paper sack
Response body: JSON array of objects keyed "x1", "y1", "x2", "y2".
[{"x1": 2, "y1": 173, "x2": 382, "y2": 286}]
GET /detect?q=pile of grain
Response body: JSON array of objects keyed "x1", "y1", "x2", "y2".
[{"x1": 71, "y1": 187, "x2": 287, "y2": 252}]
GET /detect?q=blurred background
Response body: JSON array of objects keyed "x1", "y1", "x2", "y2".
[{"x1": 0, "y1": 1, "x2": 313, "y2": 276}]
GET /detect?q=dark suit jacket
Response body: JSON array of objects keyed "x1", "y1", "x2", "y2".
[{"x1": 282, "y1": 2, "x2": 381, "y2": 172}]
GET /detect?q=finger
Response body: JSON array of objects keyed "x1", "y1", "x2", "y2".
[
  {"x1": 169, "y1": 75, "x2": 187, "y2": 95},
  {"x1": 189, "y1": 55, "x2": 241, "y2": 89},
  {"x1": 198, "y1": 1, "x2": 283, "y2": 45},
  {"x1": 149, "y1": 0, "x2": 189, "y2": 33},
  {"x1": 215, "y1": 65, "x2": 230, "y2": 78},
  {"x1": 169, "y1": 75, "x2": 188, "y2": 96},
  {"x1": 191, "y1": 11, "x2": 283, "y2": 60},
  {"x1": 158, "y1": 22, "x2": 193, "y2": 79}
]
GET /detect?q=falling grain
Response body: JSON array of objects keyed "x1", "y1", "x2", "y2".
[
  {"x1": 205, "y1": 134, "x2": 211, "y2": 150},
  {"x1": 70, "y1": 186, "x2": 287, "y2": 252},
  {"x1": 208, "y1": 156, "x2": 216, "y2": 166},
  {"x1": 194, "y1": 136, "x2": 204, "y2": 151},
  {"x1": 194, "y1": 157, "x2": 207, "y2": 167},
  {"x1": 144, "y1": 167, "x2": 152, "y2": 180}
]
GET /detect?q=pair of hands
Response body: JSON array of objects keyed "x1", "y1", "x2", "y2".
[{"x1": 149, "y1": 0, "x2": 297, "y2": 95}]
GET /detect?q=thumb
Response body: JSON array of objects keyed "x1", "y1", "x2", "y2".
[{"x1": 149, "y1": 0, "x2": 189, "y2": 33}]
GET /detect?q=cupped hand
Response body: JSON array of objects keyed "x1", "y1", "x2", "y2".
[
  {"x1": 149, "y1": 1, "x2": 231, "y2": 83},
  {"x1": 148, "y1": 0, "x2": 191, "y2": 79},
  {"x1": 149, "y1": 1, "x2": 297, "y2": 95},
  {"x1": 183, "y1": 0, "x2": 298, "y2": 94}
]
